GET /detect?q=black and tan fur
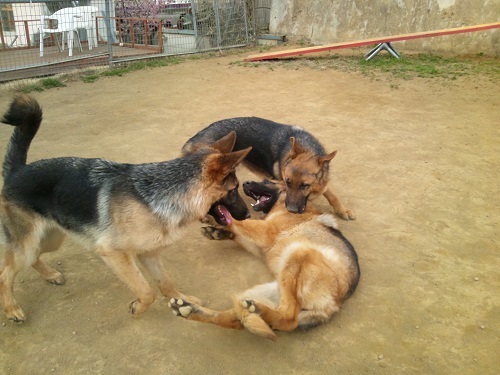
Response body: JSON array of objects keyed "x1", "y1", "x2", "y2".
[
  {"x1": 0, "y1": 94, "x2": 251, "y2": 322},
  {"x1": 181, "y1": 131, "x2": 250, "y2": 225},
  {"x1": 182, "y1": 117, "x2": 355, "y2": 219},
  {"x1": 169, "y1": 180, "x2": 360, "y2": 340}
]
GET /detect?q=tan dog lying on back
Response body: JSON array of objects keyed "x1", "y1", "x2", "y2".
[{"x1": 169, "y1": 180, "x2": 360, "y2": 340}]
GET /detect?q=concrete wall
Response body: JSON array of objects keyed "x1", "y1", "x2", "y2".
[{"x1": 270, "y1": 0, "x2": 500, "y2": 56}]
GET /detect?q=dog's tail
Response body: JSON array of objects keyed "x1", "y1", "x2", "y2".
[
  {"x1": 240, "y1": 311, "x2": 277, "y2": 341},
  {"x1": 1, "y1": 94, "x2": 42, "y2": 179}
]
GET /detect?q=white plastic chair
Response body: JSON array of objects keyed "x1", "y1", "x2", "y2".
[{"x1": 40, "y1": 6, "x2": 99, "y2": 57}]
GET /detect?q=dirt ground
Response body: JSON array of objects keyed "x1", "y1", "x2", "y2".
[{"x1": 0, "y1": 48, "x2": 498, "y2": 375}]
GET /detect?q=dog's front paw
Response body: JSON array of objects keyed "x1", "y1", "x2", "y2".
[
  {"x1": 201, "y1": 226, "x2": 234, "y2": 240},
  {"x1": 46, "y1": 271, "x2": 65, "y2": 285},
  {"x1": 168, "y1": 298, "x2": 196, "y2": 318},
  {"x1": 128, "y1": 299, "x2": 153, "y2": 315},
  {"x1": 201, "y1": 215, "x2": 218, "y2": 226},
  {"x1": 339, "y1": 209, "x2": 356, "y2": 221},
  {"x1": 5, "y1": 305, "x2": 26, "y2": 323}
]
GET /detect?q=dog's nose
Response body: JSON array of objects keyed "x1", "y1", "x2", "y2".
[{"x1": 286, "y1": 202, "x2": 306, "y2": 214}]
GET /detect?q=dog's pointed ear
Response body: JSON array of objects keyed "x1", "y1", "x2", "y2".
[
  {"x1": 211, "y1": 131, "x2": 237, "y2": 153},
  {"x1": 318, "y1": 150, "x2": 337, "y2": 165},
  {"x1": 224, "y1": 146, "x2": 251, "y2": 170},
  {"x1": 213, "y1": 147, "x2": 252, "y2": 177},
  {"x1": 290, "y1": 137, "x2": 306, "y2": 157}
]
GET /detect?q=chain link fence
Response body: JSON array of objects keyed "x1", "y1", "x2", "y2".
[{"x1": 0, "y1": 0, "x2": 270, "y2": 83}]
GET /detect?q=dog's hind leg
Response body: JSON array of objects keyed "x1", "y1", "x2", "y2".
[
  {"x1": 323, "y1": 187, "x2": 356, "y2": 220},
  {"x1": 138, "y1": 250, "x2": 202, "y2": 305},
  {"x1": 244, "y1": 264, "x2": 302, "y2": 332},
  {"x1": 0, "y1": 217, "x2": 47, "y2": 322},
  {"x1": 32, "y1": 228, "x2": 65, "y2": 285},
  {"x1": 0, "y1": 246, "x2": 28, "y2": 322},
  {"x1": 297, "y1": 306, "x2": 338, "y2": 329},
  {"x1": 96, "y1": 246, "x2": 156, "y2": 315}
]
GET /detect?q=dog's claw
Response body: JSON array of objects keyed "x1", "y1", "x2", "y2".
[
  {"x1": 47, "y1": 273, "x2": 65, "y2": 285},
  {"x1": 128, "y1": 299, "x2": 151, "y2": 315},
  {"x1": 129, "y1": 300, "x2": 138, "y2": 314},
  {"x1": 5, "y1": 305, "x2": 26, "y2": 323},
  {"x1": 9, "y1": 316, "x2": 25, "y2": 324}
]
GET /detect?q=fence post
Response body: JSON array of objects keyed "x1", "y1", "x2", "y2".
[
  {"x1": 251, "y1": 0, "x2": 256, "y2": 44},
  {"x1": 105, "y1": 0, "x2": 114, "y2": 65},
  {"x1": 190, "y1": 0, "x2": 198, "y2": 37},
  {"x1": 243, "y1": 0, "x2": 249, "y2": 45},
  {"x1": 0, "y1": 21, "x2": 5, "y2": 51},
  {"x1": 214, "y1": 0, "x2": 221, "y2": 48}
]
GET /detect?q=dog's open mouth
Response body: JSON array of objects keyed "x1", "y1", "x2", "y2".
[
  {"x1": 214, "y1": 204, "x2": 232, "y2": 226},
  {"x1": 249, "y1": 193, "x2": 271, "y2": 211},
  {"x1": 243, "y1": 180, "x2": 280, "y2": 213}
]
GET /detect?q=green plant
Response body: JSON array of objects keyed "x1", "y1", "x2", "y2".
[
  {"x1": 251, "y1": 52, "x2": 499, "y2": 80},
  {"x1": 17, "y1": 78, "x2": 65, "y2": 93},
  {"x1": 80, "y1": 57, "x2": 183, "y2": 83}
]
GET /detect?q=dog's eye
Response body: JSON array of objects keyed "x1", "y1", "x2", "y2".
[
  {"x1": 300, "y1": 183, "x2": 310, "y2": 190},
  {"x1": 286, "y1": 179, "x2": 292, "y2": 187}
]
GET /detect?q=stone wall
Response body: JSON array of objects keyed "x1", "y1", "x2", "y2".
[{"x1": 270, "y1": 0, "x2": 500, "y2": 56}]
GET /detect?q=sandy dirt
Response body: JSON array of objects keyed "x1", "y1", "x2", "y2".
[{"x1": 0, "y1": 49, "x2": 498, "y2": 375}]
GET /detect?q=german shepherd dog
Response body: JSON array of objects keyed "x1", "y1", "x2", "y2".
[
  {"x1": 169, "y1": 180, "x2": 360, "y2": 340},
  {"x1": 181, "y1": 117, "x2": 355, "y2": 219},
  {"x1": 180, "y1": 132, "x2": 251, "y2": 225},
  {"x1": 0, "y1": 95, "x2": 251, "y2": 322}
]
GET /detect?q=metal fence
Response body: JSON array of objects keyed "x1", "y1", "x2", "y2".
[{"x1": 0, "y1": 0, "x2": 270, "y2": 83}]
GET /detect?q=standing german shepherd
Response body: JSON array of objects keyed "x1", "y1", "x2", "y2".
[
  {"x1": 169, "y1": 180, "x2": 360, "y2": 340},
  {"x1": 182, "y1": 117, "x2": 355, "y2": 219},
  {"x1": 0, "y1": 95, "x2": 251, "y2": 323},
  {"x1": 180, "y1": 130, "x2": 250, "y2": 225}
]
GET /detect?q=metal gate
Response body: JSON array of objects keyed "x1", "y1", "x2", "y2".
[{"x1": 0, "y1": 0, "x2": 261, "y2": 82}]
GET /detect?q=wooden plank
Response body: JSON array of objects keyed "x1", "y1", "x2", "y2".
[{"x1": 244, "y1": 22, "x2": 500, "y2": 61}]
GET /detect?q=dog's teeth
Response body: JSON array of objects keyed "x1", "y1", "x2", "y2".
[
  {"x1": 251, "y1": 203, "x2": 255, "y2": 207},
  {"x1": 172, "y1": 310, "x2": 178, "y2": 316},
  {"x1": 241, "y1": 300, "x2": 249, "y2": 308},
  {"x1": 177, "y1": 299, "x2": 184, "y2": 305},
  {"x1": 167, "y1": 302, "x2": 172, "y2": 308},
  {"x1": 169, "y1": 298, "x2": 175, "y2": 305},
  {"x1": 249, "y1": 305, "x2": 256, "y2": 313}
]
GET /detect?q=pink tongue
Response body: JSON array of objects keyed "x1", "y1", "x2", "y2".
[
  {"x1": 258, "y1": 196, "x2": 270, "y2": 203},
  {"x1": 217, "y1": 205, "x2": 232, "y2": 225}
]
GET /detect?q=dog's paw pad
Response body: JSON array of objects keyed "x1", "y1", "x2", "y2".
[
  {"x1": 201, "y1": 226, "x2": 216, "y2": 239},
  {"x1": 241, "y1": 299, "x2": 258, "y2": 313},
  {"x1": 201, "y1": 226, "x2": 233, "y2": 240},
  {"x1": 169, "y1": 298, "x2": 184, "y2": 306},
  {"x1": 178, "y1": 306, "x2": 193, "y2": 317},
  {"x1": 169, "y1": 298, "x2": 194, "y2": 318}
]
